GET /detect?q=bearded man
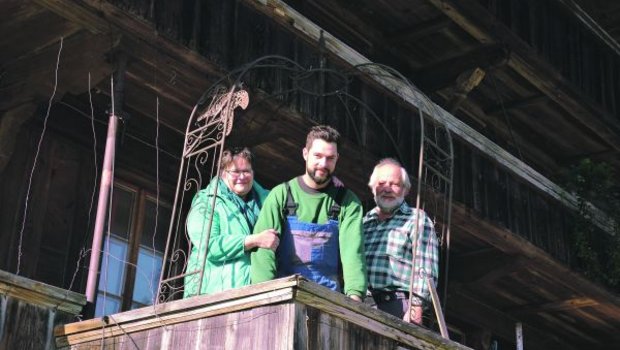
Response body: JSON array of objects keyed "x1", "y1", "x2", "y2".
[
  {"x1": 363, "y1": 158, "x2": 439, "y2": 324},
  {"x1": 250, "y1": 125, "x2": 367, "y2": 302}
]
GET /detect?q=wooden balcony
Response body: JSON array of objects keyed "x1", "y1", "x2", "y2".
[
  {"x1": 54, "y1": 276, "x2": 470, "y2": 350},
  {"x1": 0, "y1": 269, "x2": 85, "y2": 349}
]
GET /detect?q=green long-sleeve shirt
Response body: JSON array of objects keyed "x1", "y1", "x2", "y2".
[{"x1": 250, "y1": 177, "x2": 368, "y2": 297}]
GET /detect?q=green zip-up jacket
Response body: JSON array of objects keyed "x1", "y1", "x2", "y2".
[
  {"x1": 184, "y1": 177, "x2": 269, "y2": 297},
  {"x1": 250, "y1": 177, "x2": 368, "y2": 298}
]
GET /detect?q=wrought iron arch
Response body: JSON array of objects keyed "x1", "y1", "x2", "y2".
[{"x1": 157, "y1": 56, "x2": 454, "y2": 322}]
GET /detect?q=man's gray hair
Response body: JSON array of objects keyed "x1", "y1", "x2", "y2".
[{"x1": 368, "y1": 158, "x2": 411, "y2": 190}]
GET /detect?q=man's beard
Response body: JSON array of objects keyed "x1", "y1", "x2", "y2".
[
  {"x1": 375, "y1": 194, "x2": 404, "y2": 213},
  {"x1": 307, "y1": 166, "x2": 332, "y2": 185}
]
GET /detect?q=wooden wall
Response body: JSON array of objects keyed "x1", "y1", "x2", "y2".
[{"x1": 452, "y1": 139, "x2": 574, "y2": 264}]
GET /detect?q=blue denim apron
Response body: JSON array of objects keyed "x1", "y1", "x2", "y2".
[{"x1": 276, "y1": 182, "x2": 345, "y2": 291}]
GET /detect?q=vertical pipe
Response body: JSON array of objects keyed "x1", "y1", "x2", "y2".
[
  {"x1": 84, "y1": 54, "x2": 127, "y2": 308},
  {"x1": 85, "y1": 114, "x2": 118, "y2": 303}
]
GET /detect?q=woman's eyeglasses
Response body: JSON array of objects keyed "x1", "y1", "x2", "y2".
[{"x1": 225, "y1": 169, "x2": 253, "y2": 178}]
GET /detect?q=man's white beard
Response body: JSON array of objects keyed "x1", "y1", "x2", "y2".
[{"x1": 375, "y1": 194, "x2": 404, "y2": 213}]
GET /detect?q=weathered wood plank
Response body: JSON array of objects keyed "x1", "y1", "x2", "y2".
[
  {"x1": 0, "y1": 269, "x2": 85, "y2": 315},
  {"x1": 56, "y1": 276, "x2": 471, "y2": 349},
  {"x1": 511, "y1": 297, "x2": 598, "y2": 314},
  {"x1": 295, "y1": 281, "x2": 471, "y2": 350},
  {"x1": 55, "y1": 276, "x2": 300, "y2": 346}
]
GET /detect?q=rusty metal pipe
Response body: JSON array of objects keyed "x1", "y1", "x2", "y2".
[{"x1": 85, "y1": 113, "x2": 118, "y2": 303}]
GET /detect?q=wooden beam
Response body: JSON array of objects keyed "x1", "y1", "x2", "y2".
[
  {"x1": 242, "y1": 0, "x2": 615, "y2": 235},
  {"x1": 507, "y1": 297, "x2": 598, "y2": 315},
  {"x1": 0, "y1": 7, "x2": 81, "y2": 64},
  {"x1": 0, "y1": 269, "x2": 85, "y2": 315},
  {"x1": 554, "y1": 0, "x2": 620, "y2": 57},
  {"x1": 388, "y1": 17, "x2": 452, "y2": 43},
  {"x1": 295, "y1": 280, "x2": 471, "y2": 350},
  {"x1": 0, "y1": 31, "x2": 116, "y2": 110},
  {"x1": 34, "y1": 0, "x2": 224, "y2": 79},
  {"x1": 447, "y1": 287, "x2": 575, "y2": 349},
  {"x1": 426, "y1": 0, "x2": 620, "y2": 154},
  {"x1": 484, "y1": 95, "x2": 547, "y2": 116},
  {"x1": 413, "y1": 45, "x2": 507, "y2": 92},
  {"x1": 450, "y1": 200, "x2": 620, "y2": 313},
  {"x1": 446, "y1": 67, "x2": 486, "y2": 114},
  {"x1": 56, "y1": 276, "x2": 471, "y2": 350},
  {"x1": 451, "y1": 253, "x2": 528, "y2": 286}
]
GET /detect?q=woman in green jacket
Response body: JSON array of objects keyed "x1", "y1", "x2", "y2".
[{"x1": 184, "y1": 147, "x2": 279, "y2": 297}]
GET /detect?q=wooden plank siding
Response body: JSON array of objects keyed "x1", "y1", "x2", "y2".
[
  {"x1": 0, "y1": 269, "x2": 85, "y2": 350},
  {"x1": 55, "y1": 276, "x2": 471, "y2": 350}
]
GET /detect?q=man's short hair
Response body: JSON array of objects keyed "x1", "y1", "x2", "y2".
[
  {"x1": 305, "y1": 125, "x2": 341, "y2": 149},
  {"x1": 219, "y1": 147, "x2": 253, "y2": 175},
  {"x1": 368, "y1": 158, "x2": 411, "y2": 191}
]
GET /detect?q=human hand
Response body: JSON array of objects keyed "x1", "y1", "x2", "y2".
[
  {"x1": 404, "y1": 305, "x2": 422, "y2": 325},
  {"x1": 348, "y1": 294, "x2": 362, "y2": 302},
  {"x1": 245, "y1": 229, "x2": 279, "y2": 251}
]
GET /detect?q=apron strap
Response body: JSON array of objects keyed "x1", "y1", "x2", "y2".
[
  {"x1": 328, "y1": 187, "x2": 346, "y2": 220},
  {"x1": 283, "y1": 181, "x2": 298, "y2": 216}
]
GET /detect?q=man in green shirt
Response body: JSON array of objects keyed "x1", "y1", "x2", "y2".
[{"x1": 250, "y1": 125, "x2": 367, "y2": 301}]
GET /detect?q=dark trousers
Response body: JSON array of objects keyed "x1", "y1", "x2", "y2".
[{"x1": 369, "y1": 290, "x2": 410, "y2": 319}]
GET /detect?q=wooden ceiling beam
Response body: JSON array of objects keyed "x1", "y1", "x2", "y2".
[
  {"x1": 450, "y1": 251, "x2": 528, "y2": 288},
  {"x1": 0, "y1": 31, "x2": 115, "y2": 111},
  {"x1": 446, "y1": 67, "x2": 486, "y2": 114},
  {"x1": 0, "y1": 8, "x2": 81, "y2": 64},
  {"x1": 554, "y1": 0, "x2": 620, "y2": 57},
  {"x1": 484, "y1": 94, "x2": 547, "y2": 116},
  {"x1": 447, "y1": 287, "x2": 574, "y2": 349},
  {"x1": 34, "y1": 0, "x2": 224, "y2": 78},
  {"x1": 450, "y1": 200, "x2": 620, "y2": 315},
  {"x1": 412, "y1": 45, "x2": 507, "y2": 92},
  {"x1": 426, "y1": 0, "x2": 620, "y2": 153},
  {"x1": 507, "y1": 297, "x2": 598, "y2": 315},
  {"x1": 388, "y1": 17, "x2": 452, "y2": 44}
]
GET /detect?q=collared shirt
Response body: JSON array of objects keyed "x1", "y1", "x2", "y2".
[{"x1": 363, "y1": 202, "x2": 439, "y2": 305}]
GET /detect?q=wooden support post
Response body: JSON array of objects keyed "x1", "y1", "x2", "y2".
[
  {"x1": 447, "y1": 67, "x2": 486, "y2": 114},
  {"x1": 427, "y1": 276, "x2": 449, "y2": 340},
  {"x1": 515, "y1": 322, "x2": 523, "y2": 350}
]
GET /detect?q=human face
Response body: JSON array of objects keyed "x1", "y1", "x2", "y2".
[
  {"x1": 372, "y1": 163, "x2": 408, "y2": 212},
  {"x1": 223, "y1": 156, "x2": 254, "y2": 198},
  {"x1": 303, "y1": 139, "x2": 338, "y2": 188}
]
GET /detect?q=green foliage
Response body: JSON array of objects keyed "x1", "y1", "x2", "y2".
[{"x1": 564, "y1": 159, "x2": 620, "y2": 291}]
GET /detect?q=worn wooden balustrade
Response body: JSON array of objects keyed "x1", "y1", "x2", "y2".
[
  {"x1": 54, "y1": 276, "x2": 471, "y2": 349},
  {"x1": 0, "y1": 269, "x2": 86, "y2": 349}
]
